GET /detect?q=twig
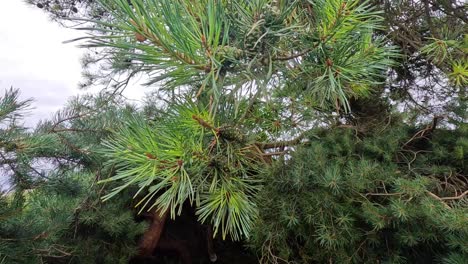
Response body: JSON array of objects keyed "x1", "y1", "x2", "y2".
[
  {"x1": 50, "y1": 112, "x2": 90, "y2": 131},
  {"x1": 365, "y1": 192, "x2": 403, "y2": 197},
  {"x1": 426, "y1": 191, "x2": 451, "y2": 209},
  {"x1": 262, "y1": 151, "x2": 287, "y2": 156},
  {"x1": 257, "y1": 131, "x2": 309, "y2": 149},
  {"x1": 55, "y1": 133, "x2": 90, "y2": 155},
  {"x1": 51, "y1": 128, "x2": 101, "y2": 133},
  {"x1": 440, "y1": 190, "x2": 468, "y2": 201},
  {"x1": 274, "y1": 48, "x2": 312, "y2": 61},
  {"x1": 192, "y1": 115, "x2": 216, "y2": 130},
  {"x1": 401, "y1": 115, "x2": 444, "y2": 148}
]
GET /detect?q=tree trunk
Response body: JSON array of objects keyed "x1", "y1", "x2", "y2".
[{"x1": 139, "y1": 209, "x2": 169, "y2": 256}]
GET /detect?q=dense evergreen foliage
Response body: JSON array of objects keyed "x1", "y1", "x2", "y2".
[
  {"x1": 1, "y1": 0, "x2": 467, "y2": 263},
  {"x1": 0, "y1": 92, "x2": 147, "y2": 263},
  {"x1": 252, "y1": 117, "x2": 467, "y2": 263}
]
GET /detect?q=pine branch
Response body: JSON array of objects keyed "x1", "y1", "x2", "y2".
[
  {"x1": 258, "y1": 131, "x2": 310, "y2": 149},
  {"x1": 365, "y1": 192, "x2": 403, "y2": 197},
  {"x1": 55, "y1": 133, "x2": 90, "y2": 155},
  {"x1": 424, "y1": 190, "x2": 467, "y2": 208},
  {"x1": 192, "y1": 115, "x2": 216, "y2": 130},
  {"x1": 273, "y1": 48, "x2": 313, "y2": 61},
  {"x1": 50, "y1": 112, "x2": 91, "y2": 131},
  {"x1": 402, "y1": 115, "x2": 445, "y2": 148},
  {"x1": 439, "y1": 190, "x2": 468, "y2": 201},
  {"x1": 426, "y1": 191, "x2": 451, "y2": 209},
  {"x1": 261, "y1": 151, "x2": 287, "y2": 157},
  {"x1": 51, "y1": 128, "x2": 101, "y2": 133}
]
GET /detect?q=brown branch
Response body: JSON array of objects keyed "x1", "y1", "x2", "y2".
[
  {"x1": 192, "y1": 115, "x2": 216, "y2": 130},
  {"x1": 33, "y1": 245, "x2": 72, "y2": 258},
  {"x1": 50, "y1": 112, "x2": 90, "y2": 131},
  {"x1": 426, "y1": 191, "x2": 450, "y2": 209},
  {"x1": 257, "y1": 131, "x2": 309, "y2": 149},
  {"x1": 48, "y1": 113, "x2": 95, "y2": 155},
  {"x1": 435, "y1": 1, "x2": 468, "y2": 23},
  {"x1": 0, "y1": 158, "x2": 17, "y2": 164},
  {"x1": 424, "y1": 189, "x2": 468, "y2": 207},
  {"x1": 365, "y1": 192, "x2": 403, "y2": 197},
  {"x1": 262, "y1": 151, "x2": 287, "y2": 156},
  {"x1": 423, "y1": 0, "x2": 437, "y2": 38},
  {"x1": 51, "y1": 128, "x2": 101, "y2": 133},
  {"x1": 139, "y1": 209, "x2": 169, "y2": 256},
  {"x1": 274, "y1": 48, "x2": 312, "y2": 61},
  {"x1": 55, "y1": 133, "x2": 90, "y2": 155},
  {"x1": 401, "y1": 115, "x2": 444, "y2": 148},
  {"x1": 0, "y1": 152, "x2": 22, "y2": 178},
  {"x1": 440, "y1": 190, "x2": 468, "y2": 201}
]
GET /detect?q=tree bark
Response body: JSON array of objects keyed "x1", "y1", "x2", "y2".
[{"x1": 139, "y1": 209, "x2": 169, "y2": 256}]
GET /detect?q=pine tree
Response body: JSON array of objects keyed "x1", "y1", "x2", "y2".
[
  {"x1": 71, "y1": 0, "x2": 398, "y2": 247},
  {"x1": 0, "y1": 91, "x2": 147, "y2": 263},
  {"x1": 2, "y1": 0, "x2": 466, "y2": 263}
]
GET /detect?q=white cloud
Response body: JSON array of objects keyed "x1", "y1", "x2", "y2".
[
  {"x1": 0, "y1": 1, "x2": 84, "y2": 126},
  {"x1": 0, "y1": 1, "x2": 148, "y2": 128}
]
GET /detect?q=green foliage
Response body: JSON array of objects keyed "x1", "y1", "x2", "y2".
[
  {"x1": 0, "y1": 172, "x2": 146, "y2": 264},
  {"x1": 421, "y1": 34, "x2": 468, "y2": 88},
  {"x1": 69, "y1": 0, "x2": 399, "y2": 243},
  {"x1": 0, "y1": 88, "x2": 32, "y2": 122},
  {"x1": 448, "y1": 60, "x2": 468, "y2": 87},
  {"x1": 251, "y1": 119, "x2": 468, "y2": 263},
  {"x1": 100, "y1": 101, "x2": 263, "y2": 240},
  {"x1": 81, "y1": 0, "x2": 397, "y2": 111},
  {"x1": 4, "y1": 0, "x2": 467, "y2": 263},
  {"x1": 0, "y1": 91, "x2": 145, "y2": 263}
]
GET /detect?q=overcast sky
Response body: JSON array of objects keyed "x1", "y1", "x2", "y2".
[{"x1": 0, "y1": 1, "x2": 144, "y2": 127}]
